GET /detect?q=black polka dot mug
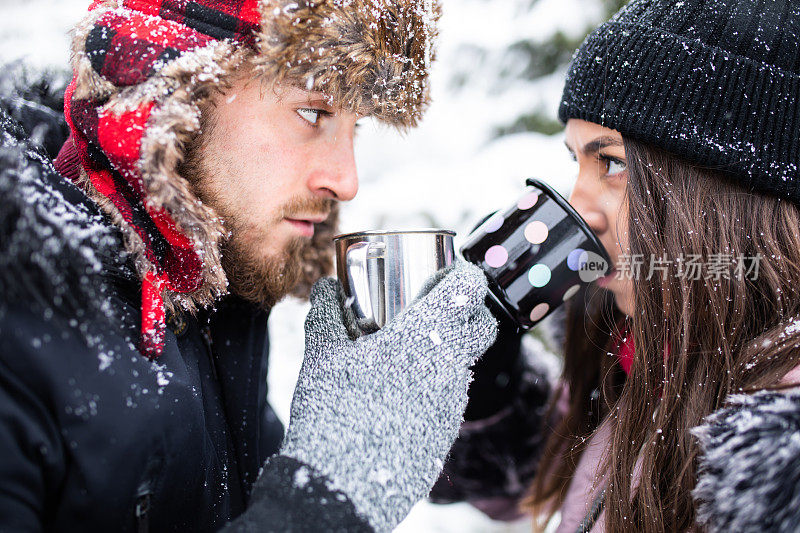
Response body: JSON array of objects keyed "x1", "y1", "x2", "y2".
[{"x1": 461, "y1": 178, "x2": 612, "y2": 329}]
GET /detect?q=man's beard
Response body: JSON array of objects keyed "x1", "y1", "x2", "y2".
[
  {"x1": 218, "y1": 197, "x2": 337, "y2": 309},
  {"x1": 180, "y1": 129, "x2": 337, "y2": 309},
  {"x1": 221, "y1": 212, "x2": 305, "y2": 309}
]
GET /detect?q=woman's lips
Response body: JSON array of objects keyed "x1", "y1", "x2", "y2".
[
  {"x1": 284, "y1": 218, "x2": 315, "y2": 237},
  {"x1": 596, "y1": 268, "x2": 618, "y2": 287}
]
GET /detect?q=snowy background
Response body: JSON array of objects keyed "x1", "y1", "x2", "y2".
[{"x1": 0, "y1": 0, "x2": 611, "y2": 529}]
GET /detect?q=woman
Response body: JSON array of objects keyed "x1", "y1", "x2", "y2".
[{"x1": 435, "y1": 0, "x2": 800, "y2": 531}]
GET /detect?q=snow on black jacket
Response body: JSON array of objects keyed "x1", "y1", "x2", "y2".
[{"x1": 0, "y1": 67, "x2": 368, "y2": 532}]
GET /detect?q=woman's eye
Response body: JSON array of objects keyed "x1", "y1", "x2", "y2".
[
  {"x1": 606, "y1": 157, "x2": 627, "y2": 175},
  {"x1": 297, "y1": 108, "x2": 325, "y2": 125}
]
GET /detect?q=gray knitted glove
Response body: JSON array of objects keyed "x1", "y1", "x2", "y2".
[{"x1": 280, "y1": 260, "x2": 498, "y2": 532}]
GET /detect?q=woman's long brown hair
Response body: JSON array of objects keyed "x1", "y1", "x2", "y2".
[
  {"x1": 522, "y1": 270, "x2": 627, "y2": 520},
  {"x1": 526, "y1": 138, "x2": 800, "y2": 531}
]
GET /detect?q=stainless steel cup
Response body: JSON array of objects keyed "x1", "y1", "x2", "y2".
[{"x1": 334, "y1": 229, "x2": 456, "y2": 333}]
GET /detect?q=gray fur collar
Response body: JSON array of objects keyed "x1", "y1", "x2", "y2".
[{"x1": 693, "y1": 388, "x2": 800, "y2": 532}]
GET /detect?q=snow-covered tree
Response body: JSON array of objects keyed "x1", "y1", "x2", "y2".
[{"x1": 449, "y1": 0, "x2": 629, "y2": 137}]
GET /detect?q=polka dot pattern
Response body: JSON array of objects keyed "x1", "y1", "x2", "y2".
[
  {"x1": 529, "y1": 303, "x2": 550, "y2": 322},
  {"x1": 517, "y1": 192, "x2": 539, "y2": 210},
  {"x1": 567, "y1": 249, "x2": 588, "y2": 271},
  {"x1": 562, "y1": 284, "x2": 581, "y2": 301},
  {"x1": 527, "y1": 264, "x2": 551, "y2": 287},
  {"x1": 460, "y1": 183, "x2": 612, "y2": 332},
  {"x1": 485, "y1": 245, "x2": 509, "y2": 268},
  {"x1": 482, "y1": 212, "x2": 505, "y2": 233},
  {"x1": 524, "y1": 221, "x2": 548, "y2": 244}
]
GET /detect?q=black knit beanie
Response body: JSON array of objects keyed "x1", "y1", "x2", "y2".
[{"x1": 559, "y1": 0, "x2": 800, "y2": 203}]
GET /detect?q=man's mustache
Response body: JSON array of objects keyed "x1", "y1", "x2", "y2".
[{"x1": 279, "y1": 196, "x2": 336, "y2": 221}]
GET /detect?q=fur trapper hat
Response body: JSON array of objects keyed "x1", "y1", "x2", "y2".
[{"x1": 64, "y1": 0, "x2": 440, "y2": 357}]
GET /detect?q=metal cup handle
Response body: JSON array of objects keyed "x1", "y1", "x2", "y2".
[{"x1": 345, "y1": 241, "x2": 386, "y2": 331}]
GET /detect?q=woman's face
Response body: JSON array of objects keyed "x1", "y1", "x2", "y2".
[{"x1": 565, "y1": 119, "x2": 634, "y2": 316}]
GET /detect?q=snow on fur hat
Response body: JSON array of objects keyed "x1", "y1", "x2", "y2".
[{"x1": 64, "y1": 0, "x2": 440, "y2": 358}]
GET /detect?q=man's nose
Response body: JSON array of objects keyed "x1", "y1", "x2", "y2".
[
  {"x1": 307, "y1": 134, "x2": 359, "y2": 201},
  {"x1": 568, "y1": 175, "x2": 608, "y2": 235}
]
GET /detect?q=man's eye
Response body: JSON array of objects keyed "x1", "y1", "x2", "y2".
[{"x1": 297, "y1": 108, "x2": 326, "y2": 125}]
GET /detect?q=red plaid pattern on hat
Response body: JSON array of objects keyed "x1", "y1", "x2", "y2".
[
  {"x1": 66, "y1": 0, "x2": 441, "y2": 358},
  {"x1": 124, "y1": 0, "x2": 260, "y2": 41},
  {"x1": 84, "y1": 0, "x2": 260, "y2": 88},
  {"x1": 65, "y1": 0, "x2": 261, "y2": 358}
]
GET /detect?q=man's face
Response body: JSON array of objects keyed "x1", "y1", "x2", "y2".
[{"x1": 183, "y1": 69, "x2": 360, "y2": 307}]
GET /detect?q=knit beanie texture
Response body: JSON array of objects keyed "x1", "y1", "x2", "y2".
[{"x1": 559, "y1": 0, "x2": 800, "y2": 203}]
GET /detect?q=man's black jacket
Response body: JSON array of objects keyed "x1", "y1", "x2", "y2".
[{"x1": 0, "y1": 67, "x2": 369, "y2": 532}]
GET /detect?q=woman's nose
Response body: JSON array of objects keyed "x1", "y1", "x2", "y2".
[{"x1": 569, "y1": 180, "x2": 608, "y2": 235}]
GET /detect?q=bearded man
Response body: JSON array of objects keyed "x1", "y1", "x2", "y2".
[{"x1": 0, "y1": 0, "x2": 498, "y2": 531}]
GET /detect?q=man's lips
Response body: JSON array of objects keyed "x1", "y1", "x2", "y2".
[{"x1": 284, "y1": 214, "x2": 329, "y2": 238}]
